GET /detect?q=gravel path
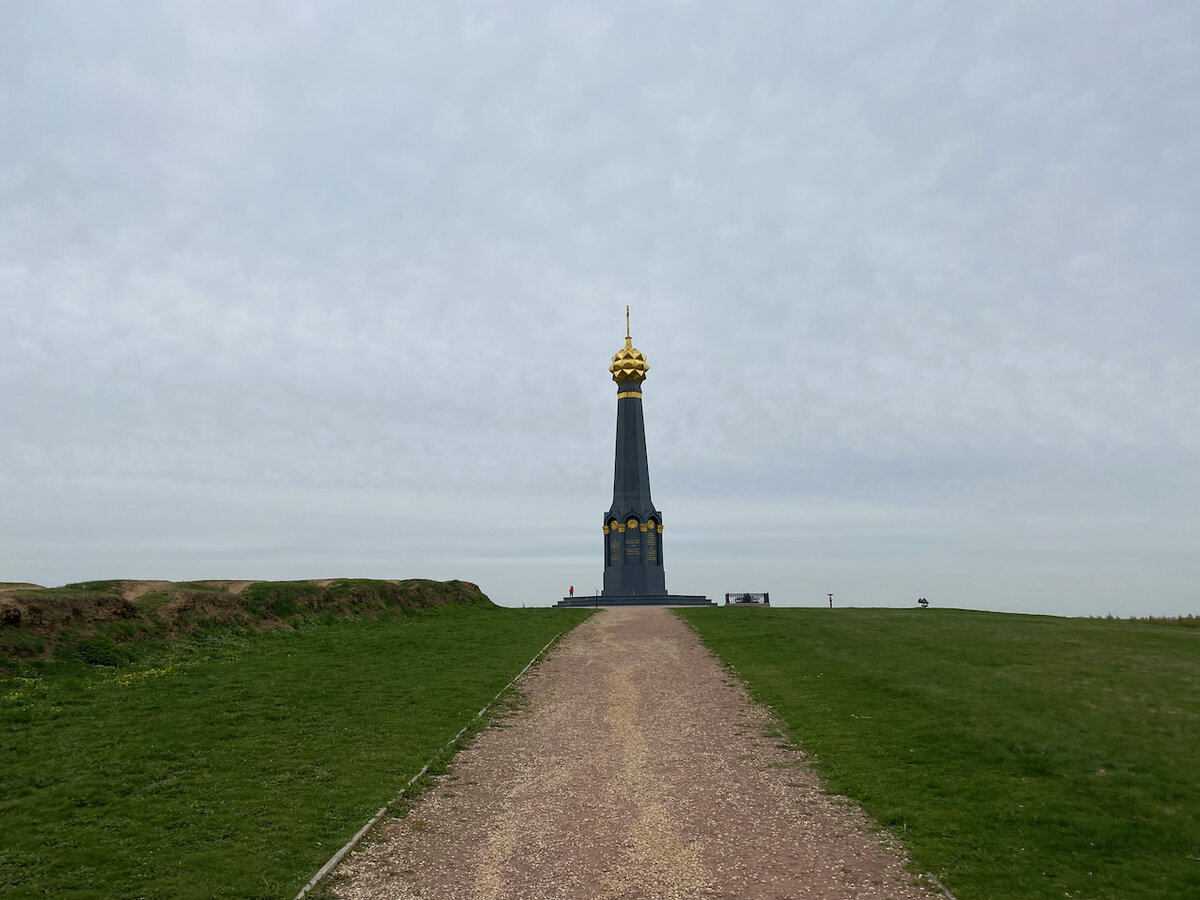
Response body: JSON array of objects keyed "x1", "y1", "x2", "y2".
[{"x1": 331, "y1": 607, "x2": 937, "y2": 900}]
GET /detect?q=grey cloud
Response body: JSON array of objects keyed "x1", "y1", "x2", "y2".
[{"x1": 2, "y1": 1, "x2": 1197, "y2": 615}]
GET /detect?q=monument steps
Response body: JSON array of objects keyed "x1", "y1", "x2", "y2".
[{"x1": 556, "y1": 594, "x2": 713, "y2": 608}]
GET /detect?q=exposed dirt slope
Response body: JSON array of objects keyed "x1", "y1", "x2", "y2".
[{"x1": 0, "y1": 578, "x2": 492, "y2": 662}]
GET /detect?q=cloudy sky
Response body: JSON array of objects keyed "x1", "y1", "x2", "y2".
[{"x1": 3, "y1": 1, "x2": 1197, "y2": 617}]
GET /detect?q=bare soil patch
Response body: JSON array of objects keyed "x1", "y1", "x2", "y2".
[
  {"x1": 0, "y1": 578, "x2": 491, "y2": 662},
  {"x1": 0, "y1": 583, "x2": 46, "y2": 593},
  {"x1": 331, "y1": 607, "x2": 936, "y2": 900}
]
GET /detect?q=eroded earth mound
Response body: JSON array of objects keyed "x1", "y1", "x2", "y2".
[{"x1": 0, "y1": 578, "x2": 491, "y2": 663}]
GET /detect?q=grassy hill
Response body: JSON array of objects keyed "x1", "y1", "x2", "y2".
[
  {"x1": 0, "y1": 577, "x2": 491, "y2": 666},
  {"x1": 0, "y1": 581, "x2": 590, "y2": 899},
  {"x1": 677, "y1": 606, "x2": 1200, "y2": 900}
]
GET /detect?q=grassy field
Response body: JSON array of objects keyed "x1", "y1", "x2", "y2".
[
  {"x1": 1, "y1": 604, "x2": 589, "y2": 900},
  {"x1": 677, "y1": 607, "x2": 1200, "y2": 900}
]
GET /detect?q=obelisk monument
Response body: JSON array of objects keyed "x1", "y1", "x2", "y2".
[{"x1": 558, "y1": 309, "x2": 711, "y2": 607}]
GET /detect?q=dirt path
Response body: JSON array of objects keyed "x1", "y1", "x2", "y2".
[{"x1": 331, "y1": 607, "x2": 937, "y2": 900}]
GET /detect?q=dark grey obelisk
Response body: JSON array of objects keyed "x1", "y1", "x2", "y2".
[
  {"x1": 557, "y1": 310, "x2": 711, "y2": 607},
  {"x1": 602, "y1": 310, "x2": 666, "y2": 596}
]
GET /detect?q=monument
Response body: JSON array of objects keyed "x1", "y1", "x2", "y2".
[{"x1": 557, "y1": 310, "x2": 713, "y2": 608}]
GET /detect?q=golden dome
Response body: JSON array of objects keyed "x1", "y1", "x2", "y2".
[{"x1": 609, "y1": 306, "x2": 650, "y2": 384}]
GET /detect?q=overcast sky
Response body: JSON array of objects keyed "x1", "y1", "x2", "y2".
[{"x1": 3, "y1": 1, "x2": 1197, "y2": 617}]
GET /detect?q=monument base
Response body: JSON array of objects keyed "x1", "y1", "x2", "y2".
[{"x1": 555, "y1": 594, "x2": 714, "y2": 608}]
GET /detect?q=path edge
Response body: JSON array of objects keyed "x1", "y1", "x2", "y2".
[
  {"x1": 294, "y1": 630, "x2": 567, "y2": 900},
  {"x1": 669, "y1": 609, "x2": 958, "y2": 900}
]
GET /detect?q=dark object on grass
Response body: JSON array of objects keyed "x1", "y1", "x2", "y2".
[{"x1": 724, "y1": 593, "x2": 770, "y2": 606}]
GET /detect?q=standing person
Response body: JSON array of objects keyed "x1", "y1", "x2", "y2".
[{"x1": 569, "y1": 586, "x2": 574, "y2": 597}]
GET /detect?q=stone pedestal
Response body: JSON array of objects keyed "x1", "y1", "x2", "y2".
[{"x1": 555, "y1": 593, "x2": 714, "y2": 608}]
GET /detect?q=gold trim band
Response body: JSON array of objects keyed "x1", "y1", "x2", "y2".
[{"x1": 616, "y1": 391, "x2": 642, "y2": 399}]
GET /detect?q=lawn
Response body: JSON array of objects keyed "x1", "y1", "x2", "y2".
[
  {"x1": 676, "y1": 607, "x2": 1200, "y2": 900},
  {"x1": 0, "y1": 605, "x2": 589, "y2": 900}
]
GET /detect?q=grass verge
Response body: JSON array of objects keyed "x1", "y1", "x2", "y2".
[
  {"x1": 675, "y1": 607, "x2": 1200, "y2": 900},
  {"x1": 1, "y1": 605, "x2": 589, "y2": 899}
]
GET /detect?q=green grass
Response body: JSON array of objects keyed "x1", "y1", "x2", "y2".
[
  {"x1": 1, "y1": 605, "x2": 589, "y2": 900},
  {"x1": 676, "y1": 607, "x2": 1200, "y2": 900}
]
